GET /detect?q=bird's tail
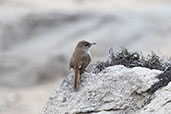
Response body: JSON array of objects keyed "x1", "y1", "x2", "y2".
[{"x1": 74, "y1": 69, "x2": 80, "y2": 91}]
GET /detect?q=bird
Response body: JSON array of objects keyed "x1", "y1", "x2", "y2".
[{"x1": 69, "y1": 40, "x2": 96, "y2": 91}]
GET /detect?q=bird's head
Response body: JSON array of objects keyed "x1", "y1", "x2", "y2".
[{"x1": 76, "y1": 40, "x2": 96, "y2": 51}]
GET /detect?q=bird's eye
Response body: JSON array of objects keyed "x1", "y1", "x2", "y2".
[{"x1": 85, "y1": 44, "x2": 88, "y2": 46}]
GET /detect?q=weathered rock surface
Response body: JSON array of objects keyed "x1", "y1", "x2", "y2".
[
  {"x1": 42, "y1": 65, "x2": 162, "y2": 114},
  {"x1": 138, "y1": 82, "x2": 171, "y2": 114}
]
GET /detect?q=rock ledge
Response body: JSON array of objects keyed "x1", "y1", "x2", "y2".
[{"x1": 42, "y1": 65, "x2": 162, "y2": 114}]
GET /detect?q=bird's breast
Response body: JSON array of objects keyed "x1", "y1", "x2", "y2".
[{"x1": 87, "y1": 50, "x2": 92, "y2": 59}]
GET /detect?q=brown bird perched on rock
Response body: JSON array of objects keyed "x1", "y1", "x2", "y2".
[{"x1": 69, "y1": 40, "x2": 96, "y2": 91}]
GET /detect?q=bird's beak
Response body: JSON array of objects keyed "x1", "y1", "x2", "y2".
[{"x1": 91, "y1": 43, "x2": 96, "y2": 45}]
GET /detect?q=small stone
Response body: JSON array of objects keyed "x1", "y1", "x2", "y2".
[{"x1": 7, "y1": 92, "x2": 20, "y2": 103}]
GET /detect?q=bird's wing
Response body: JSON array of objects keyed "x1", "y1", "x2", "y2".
[
  {"x1": 80, "y1": 53, "x2": 91, "y2": 74},
  {"x1": 69, "y1": 56, "x2": 75, "y2": 69}
]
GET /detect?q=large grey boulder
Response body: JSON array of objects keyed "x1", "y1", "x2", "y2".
[
  {"x1": 138, "y1": 82, "x2": 171, "y2": 114},
  {"x1": 42, "y1": 65, "x2": 162, "y2": 114}
]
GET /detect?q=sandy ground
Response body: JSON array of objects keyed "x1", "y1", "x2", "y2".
[{"x1": 0, "y1": 77, "x2": 64, "y2": 114}]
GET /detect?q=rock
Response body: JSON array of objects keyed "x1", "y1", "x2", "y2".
[
  {"x1": 42, "y1": 65, "x2": 161, "y2": 114},
  {"x1": 0, "y1": 92, "x2": 20, "y2": 111},
  {"x1": 138, "y1": 82, "x2": 171, "y2": 114}
]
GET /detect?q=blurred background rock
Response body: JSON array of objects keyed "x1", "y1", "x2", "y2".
[{"x1": 0, "y1": 0, "x2": 171, "y2": 114}]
